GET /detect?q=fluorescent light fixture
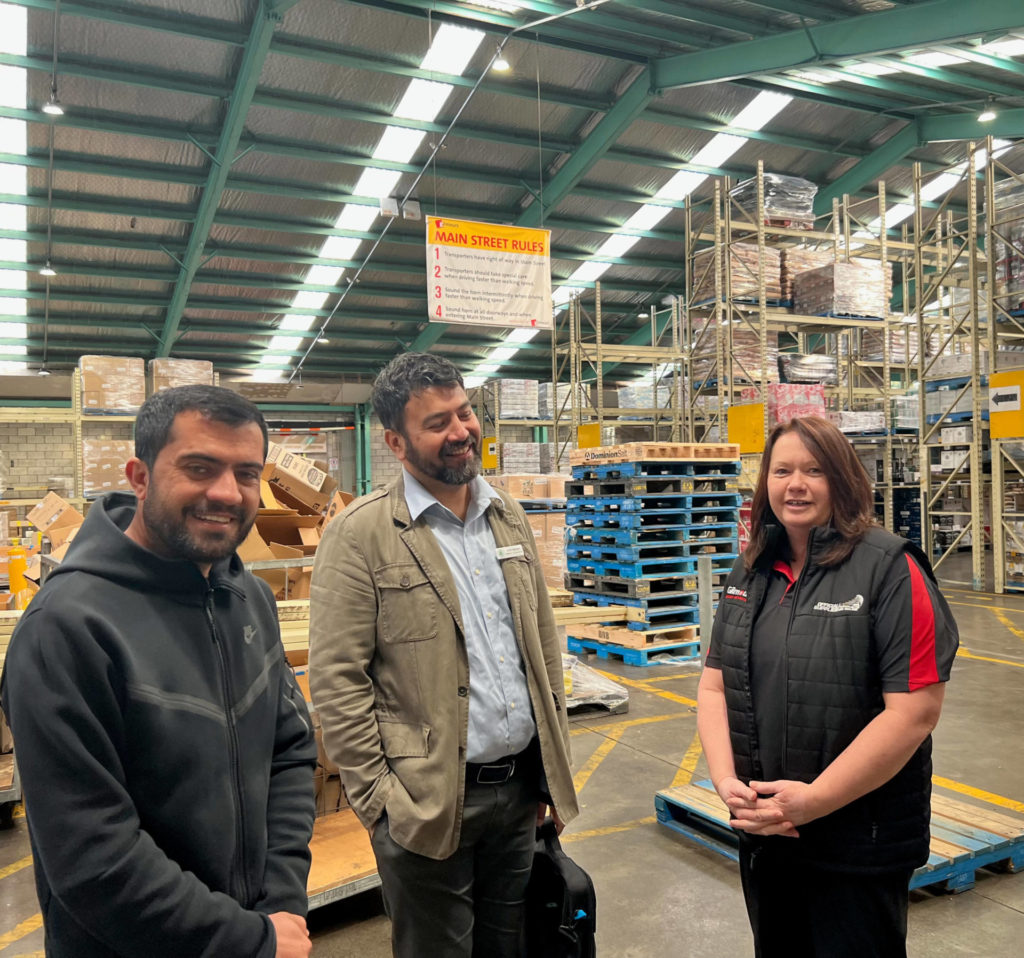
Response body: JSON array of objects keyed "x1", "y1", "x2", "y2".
[
  {"x1": 505, "y1": 327, "x2": 539, "y2": 344},
  {"x1": 730, "y1": 92, "x2": 792, "y2": 131},
  {"x1": 638, "y1": 311, "x2": 649, "y2": 319},
  {"x1": 420, "y1": 24, "x2": 485, "y2": 76},
  {"x1": 355, "y1": 167, "x2": 403, "y2": 199},
  {"x1": 373, "y1": 126, "x2": 428, "y2": 163},
  {"x1": 475, "y1": 363, "x2": 500, "y2": 373},
  {"x1": 278, "y1": 314, "x2": 318, "y2": 332},
  {"x1": 489, "y1": 347, "x2": 517, "y2": 361},
  {"x1": 492, "y1": 56, "x2": 511, "y2": 72}
]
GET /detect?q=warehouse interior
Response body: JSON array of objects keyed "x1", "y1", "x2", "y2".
[{"x1": 2, "y1": 0, "x2": 1024, "y2": 955}]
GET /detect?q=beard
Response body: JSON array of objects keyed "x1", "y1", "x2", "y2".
[
  {"x1": 404, "y1": 435, "x2": 481, "y2": 486},
  {"x1": 141, "y1": 487, "x2": 256, "y2": 565}
]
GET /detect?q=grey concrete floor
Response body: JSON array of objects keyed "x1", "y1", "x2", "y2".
[{"x1": 1, "y1": 560, "x2": 1023, "y2": 956}]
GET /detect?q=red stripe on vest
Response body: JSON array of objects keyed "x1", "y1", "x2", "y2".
[{"x1": 906, "y1": 555, "x2": 939, "y2": 690}]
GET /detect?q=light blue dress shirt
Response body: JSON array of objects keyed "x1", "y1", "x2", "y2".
[{"x1": 403, "y1": 470, "x2": 537, "y2": 763}]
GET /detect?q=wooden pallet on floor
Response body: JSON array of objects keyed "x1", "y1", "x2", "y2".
[
  {"x1": 570, "y1": 442, "x2": 741, "y2": 466},
  {"x1": 655, "y1": 780, "x2": 1024, "y2": 894},
  {"x1": 307, "y1": 808, "x2": 381, "y2": 910},
  {"x1": 567, "y1": 634, "x2": 699, "y2": 666},
  {"x1": 574, "y1": 621, "x2": 699, "y2": 650}
]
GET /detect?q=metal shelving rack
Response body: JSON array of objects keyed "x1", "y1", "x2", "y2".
[{"x1": 557, "y1": 281, "x2": 685, "y2": 448}]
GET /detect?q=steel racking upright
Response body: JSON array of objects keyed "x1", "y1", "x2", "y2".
[{"x1": 682, "y1": 163, "x2": 904, "y2": 529}]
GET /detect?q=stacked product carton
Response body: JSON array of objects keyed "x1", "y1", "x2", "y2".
[
  {"x1": 779, "y1": 247, "x2": 834, "y2": 302},
  {"x1": 691, "y1": 319, "x2": 780, "y2": 385},
  {"x1": 148, "y1": 358, "x2": 215, "y2": 393},
  {"x1": 691, "y1": 243, "x2": 783, "y2": 303},
  {"x1": 792, "y1": 259, "x2": 892, "y2": 319},
  {"x1": 79, "y1": 356, "x2": 146, "y2": 414},
  {"x1": 729, "y1": 172, "x2": 818, "y2": 228},
  {"x1": 82, "y1": 439, "x2": 133, "y2": 497},
  {"x1": 498, "y1": 379, "x2": 540, "y2": 419},
  {"x1": 740, "y1": 383, "x2": 826, "y2": 425}
]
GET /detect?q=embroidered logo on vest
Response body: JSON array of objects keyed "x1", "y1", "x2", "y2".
[
  {"x1": 243, "y1": 624, "x2": 257, "y2": 644},
  {"x1": 726, "y1": 586, "x2": 748, "y2": 601},
  {"x1": 813, "y1": 594, "x2": 864, "y2": 613}
]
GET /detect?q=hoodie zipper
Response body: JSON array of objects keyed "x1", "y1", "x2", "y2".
[{"x1": 205, "y1": 588, "x2": 250, "y2": 906}]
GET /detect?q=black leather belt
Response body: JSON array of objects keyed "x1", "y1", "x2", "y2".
[{"x1": 465, "y1": 740, "x2": 537, "y2": 786}]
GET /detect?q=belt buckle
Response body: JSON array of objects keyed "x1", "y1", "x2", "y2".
[{"x1": 476, "y1": 759, "x2": 515, "y2": 784}]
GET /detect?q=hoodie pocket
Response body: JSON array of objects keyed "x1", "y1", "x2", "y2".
[{"x1": 377, "y1": 563, "x2": 438, "y2": 643}]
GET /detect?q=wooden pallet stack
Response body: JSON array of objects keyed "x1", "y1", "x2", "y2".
[{"x1": 563, "y1": 442, "x2": 741, "y2": 666}]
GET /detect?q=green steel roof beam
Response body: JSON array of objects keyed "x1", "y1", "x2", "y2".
[
  {"x1": 813, "y1": 122, "x2": 921, "y2": 215},
  {"x1": 518, "y1": 67, "x2": 655, "y2": 229},
  {"x1": 799, "y1": 66, "x2": 968, "y2": 104},
  {"x1": 919, "y1": 108, "x2": 1024, "y2": 141},
  {"x1": 862, "y1": 55, "x2": 1024, "y2": 98},
  {"x1": 651, "y1": 0, "x2": 1024, "y2": 90},
  {"x1": 9, "y1": 0, "x2": 247, "y2": 45},
  {"x1": 934, "y1": 43, "x2": 1024, "y2": 79},
  {"x1": 736, "y1": 76, "x2": 917, "y2": 117}
]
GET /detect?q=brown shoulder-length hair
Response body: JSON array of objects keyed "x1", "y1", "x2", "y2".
[{"x1": 744, "y1": 415, "x2": 876, "y2": 570}]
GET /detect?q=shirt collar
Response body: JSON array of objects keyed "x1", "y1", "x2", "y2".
[{"x1": 402, "y1": 468, "x2": 499, "y2": 523}]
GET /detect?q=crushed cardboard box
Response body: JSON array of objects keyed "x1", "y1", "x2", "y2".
[
  {"x1": 27, "y1": 493, "x2": 85, "y2": 550},
  {"x1": 262, "y1": 441, "x2": 338, "y2": 513}
]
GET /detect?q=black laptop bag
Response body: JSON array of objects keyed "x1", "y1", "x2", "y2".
[{"x1": 524, "y1": 818, "x2": 597, "y2": 958}]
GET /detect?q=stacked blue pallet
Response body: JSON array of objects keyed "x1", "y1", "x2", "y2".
[{"x1": 563, "y1": 453, "x2": 742, "y2": 665}]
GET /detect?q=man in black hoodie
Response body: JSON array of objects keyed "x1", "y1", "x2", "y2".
[{"x1": 1, "y1": 385, "x2": 317, "y2": 958}]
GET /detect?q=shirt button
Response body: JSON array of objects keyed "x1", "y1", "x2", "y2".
[
  {"x1": 474, "y1": 569, "x2": 480, "y2": 575},
  {"x1": 457, "y1": 686, "x2": 468, "y2": 697},
  {"x1": 487, "y1": 611, "x2": 493, "y2": 620},
  {"x1": 510, "y1": 702, "x2": 516, "y2": 709},
  {"x1": 499, "y1": 656, "x2": 505, "y2": 663}
]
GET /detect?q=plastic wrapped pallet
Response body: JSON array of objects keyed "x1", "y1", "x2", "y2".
[
  {"x1": 498, "y1": 379, "x2": 539, "y2": 419},
  {"x1": 841, "y1": 324, "x2": 939, "y2": 364},
  {"x1": 691, "y1": 318, "x2": 780, "y2": 385},
  {"x1": 500, "y1": 442, "x2": 555, "y2": 474},
  {"x1": 538, "y1": 381, "x2": 586, "y2": 420},
  {"x1": 792, "y1": 258, "x2": 892, "y2": 319},
  {"x1": 729, "y1": 173, "x2": 818, "y2": 228},
  {"x1": 777, "y1": 353, "x2": 837, "y2": 385},
  {"x1": 779, "y1": 247, "x2": 834, "y2": 302},
  {"x1": 691, "y1": 243, "x2": 783, "y2": 304},
  {"x1": 617, "y1": 379, "x2": 677, "y2": 418},
  {"x1": 892, "y1": 394, "x2": 919, "y2": 431},
  {"x1": 741, "y1": 383, "x2": 826, "y2": 425},
  {"x1": 992, "y1": 177, "x2": 1024, "y2": 313},
  {"x1": 82, "y1": 438, "x2": 134, "y2": 497},
  {"x1": 148, "y1": 358, "x2": 214, "y2": 393},
  {"x1": 562, "y1": 653, "x2": 629, "y2": 713},
  {"x1": 834, "y1": 410, "x2": 885, "y2": 434},
  {"x1": 79, "y1": 355, "x2": 146, "y2": 414}
]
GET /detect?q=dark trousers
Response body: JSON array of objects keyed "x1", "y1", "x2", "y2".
[
  {"x1": 370, "y1": 753, "x2": 539, "y2": 958},
  {"x1": 739, "y1": 839, "x2": 913, "y2": 958}
]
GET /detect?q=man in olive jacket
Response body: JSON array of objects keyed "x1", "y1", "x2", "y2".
[{"x1": 309, "y1": 353, "x2": 578, "y2": 958}]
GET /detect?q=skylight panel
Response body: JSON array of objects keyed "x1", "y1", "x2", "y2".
[
  {"x1": 290, "y1": 291, "x2": 329, "y2": 311},
  {"x1": 656, "y1": 171, "x2": 707, "y2": 202},
  {"x1": 267, "y1": 335, "x2": 305, "y2": 352},
  {"x1": 731, "y1": 92, "x2": 792, "y2": 131},
  {"x1": 845, "y1": 61, "x2": 900, "y2": 77},
  {"x1": 278, "y1": 315, "x2": 318, "y2": 332},
  {"x1": 420, "y1": 23, "x2": 485, "y2": 77},
  {"x1": 597, "y1": 234, "x2": 640, "y2": 259},
  {"x1": 320, "y1": 235, "x2": 362, "y2": 261},
  {"x1": 373, "y1": 126, "x2": 428, "y2": 164},
  {"x1": 904, "y1": 51, "x2": 966, "y2": 68},
  {"x1": 505, "y1": 327, "x2": 539, "y2": 344},
  {"x1": 977, "y1": 36, "x2": 1024, "y2": 57},
  {"x1": 489, "y1": 347, "x2": 518, "y2": 361},
  {"x1": 691, "y1": 134, "x2": 746, "y2": 170},
  {"x1": 305, "y1": 265, "x2": 344, "y2": 287},
  {"x1": 625, "y1": 205, "x2": 671, "y2": 231},
  {"x1": 355, "y1": 167, "x2": 403, "y2": 199},
  {"x1": 335, "y1": 205, "x2": 379, "y2": 232}
]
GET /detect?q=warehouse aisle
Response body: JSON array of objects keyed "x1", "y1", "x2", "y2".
[{"x1": 0, "y1": 570, "x2": 1022, "y2": 957}]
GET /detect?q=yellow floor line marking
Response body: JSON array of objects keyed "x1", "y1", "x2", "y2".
[
  {"x1": 589, "y1": 668, "x2": 698, "y2": 707},
  {"x1": 990, "y1": 607, "x2": 1024, "y2": 641},
  {"x1": 933, "y1": 776, "x2": 1024, "y2": 814},
  {"x1": 631, "y1": 672, "x2": 701, "y2": 685},
  {"x1": 571, "y1": 713, "x2": 684, "y2": 792},
  {"x1": 562, "y1": 816, "x2": 658, "y2": 843},
  {"x1": 957, "y1": 648, "x2": 1024, "y2": 668},
  {"x1": 12, "y1": 806, "x2": 23, "y2": 821},
  {"x1": 0, "y1": 857, "x2": 32, "y2": 883},
  {"x1": 0, "y1": 915, "x2": 42, "y2": 951},
  {"x1": 670, "y1": 729, "x2": 704, "y2": 789},
  {"x1": 569, "y1": 712, "x2": 682, "y2": 736},
  {"x1": 948, "y1": 599, "x2": 1024, "y2": 616}
]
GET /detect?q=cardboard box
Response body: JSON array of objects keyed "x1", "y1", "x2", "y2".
[
  {"x1": 940, "y1": 424, "x2": 974, "y2": 445},
  {"x1": 27, "y1": 493, "x2": 85, "y2": 549},
  {"x1": 262, "y1": 442, "x2": 338, "y2": 512},
  {"x1": 492, "y1": 474, "x2": 549, "y2": 499},
  {"x1": 79, "y1": 355, "x2": 146, "y2": 414},
  {"x1": 148, "y1": 358, "x2": 214, "y2": 393},
  {"x1": 321, "y1": 490, "x2": 355, "y2": 529},
  {"x1": 82, "y1": 438, "x2": 133, "y2": 497}
]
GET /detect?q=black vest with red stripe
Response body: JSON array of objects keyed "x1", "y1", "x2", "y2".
[{"x1": 713, "y1": 525, "x2": 943, "y2": 873}]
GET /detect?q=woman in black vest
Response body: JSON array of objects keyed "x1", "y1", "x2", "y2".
[{"x1": 697, "y1": 415, "x2": 958, "y2": 958}]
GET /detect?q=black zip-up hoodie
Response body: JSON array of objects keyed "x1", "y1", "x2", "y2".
[{"x1": 1, "y1": 493, "x2": 317, "y2": 957}]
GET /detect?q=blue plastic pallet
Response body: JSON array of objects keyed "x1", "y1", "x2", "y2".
[
  {"x1": 569, "y1": 492, "x2": 744, "y2": 513},
  {"x1": 569, "y1": 522, "x2": 737, "y2": 548},
  {"x1": 572, "y1": 460, "x2": 742, "y2": 480},
  {"x1": 567, "y1": 555, "x2": 698, "y2": 578},
  {"x1": 567, "y1": 507, "x2": 740, "y2": 529},
  {"x1": 565, "y1": 572, "x2": 698, "y2": 599},
  {"x1": 567, "y1": 635, "x2": 700, "y2": 667},
  {"x1": 655, "y1": 780, "x2": 1024, "y2": 894}
]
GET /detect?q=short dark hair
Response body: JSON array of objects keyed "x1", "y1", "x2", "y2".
[
  {"x1": 745, "y1": 415, "x2": 875, "y2": 570},
  {"x1": 134, "y1": 385, "x2": 269, "y2": 468},
  {"x1": 371, "y1": 352, "x2": 465, "y2": 433}
]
